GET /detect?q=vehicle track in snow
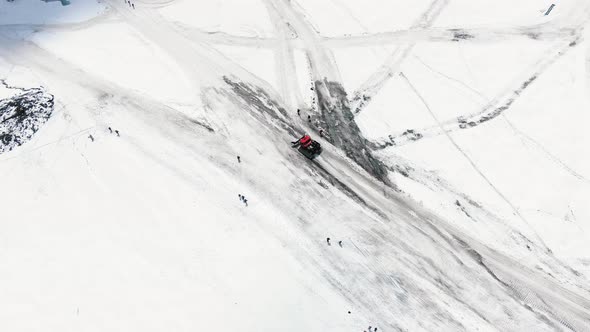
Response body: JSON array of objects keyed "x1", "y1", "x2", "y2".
[
  {"x1": 221, "y1": 74, "x2": 590, "y2": 331},
  {"x1": 372, "y1": 35, "x2": 583, "y2": 149},
  {"x1": 8, "y1": 37, "x2": 589, "y2": 332},
  {"x1": 262, "y1": 0, "x2": 304, "y2": 110},
  {"x1": 349, "y1": 0, "x2": 449, "y2": 116},
  {"x1": 398, "y1": 71, "x2": 551, "y2": 252},
  {"x1": 316, "y1": 145, "x2": 590, "y2": 331},
  {"x1": 169, "y1": 21, "x2": 579, "y2": 52},
  {"x1": 323, "y1": 24, "x2": 580, "y2": 47},
  {"x1": 4, "y1": 2, "x2": 590, "y2": 330},
  {"x1": 261, "y1": 0, "x2": 342, "y2": 83},
  {"x1": 501, "y1": 115, "x2": 590, "y2": 184},
  {"x1": 103, "y1": 0, "x2": 283, "y2": 99}
]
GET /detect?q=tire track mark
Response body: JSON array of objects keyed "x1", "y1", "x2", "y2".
[
  {"x1": 262, "y1": 0, "x2": 341, "y2": 82},
  {"x1": 373, "y1": 37, "x2": 582, "y2": 149},
  {"x1": 350, "y1": 0, "x2": 449, "y2": 115},
  {"x1": 502, "y1": 116, "x2": 590, "y2": 184},
  {"x1": 398, "y1": 71, "x2": 552, "y2": 252},
  {"x1": 262, "y1": 0, "x2": 304, "y2": 110},
  {"x1": 324, "y1": 24, "x2": 579, "y2": 47}
]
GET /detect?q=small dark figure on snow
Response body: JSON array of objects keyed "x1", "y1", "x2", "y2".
[
  {"x1": 326, "y1": 237, "x2": 331, "y2": 245},
  {"x1": 108, "y1": 127, "x2": 113, "y2": 133},
  {"x1": 239, "y1": 194, "x2": 243, "y2": 201},
  {"x1": 338, "y1": 240, "x2": 342, "y2": 247},
  {"x1": 132, "y1": 3, "x2": 135, "y2": 9},
  {"x1": 88, "y1": 134, "x2": 94, "y2": 142},
  {"x1": 115, "y1": 130, "x2": 120, "y2": 137},
  {"x1": 297, "y1": 109, "x2": 300, "y2": 116},
  {"x1": 307, "y1": 115, "x2": 311, "y2": 123},
  {"x1": 237, "y1": 155, "x2": 241, "y2": 163},
  {"x1": 243, "y1": 198, "x2": 248, "y2": 207},
  {"x1": 319, "y1": 129, "x2": 324, "y2": 137}
]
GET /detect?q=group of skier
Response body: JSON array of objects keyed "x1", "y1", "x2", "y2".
[
  {"x1": 238, "y1": 194, "x2": 248, "y2": 207},
  {"x1": 297, "y1": 108, "x2": 325, "y2": 138},
  {"x1": 87, "y1": 126, "x2": 120, "y2": 142},
  {"x1": 108, "y1": 127, "x2": 120, "y2": 137},
  {"x1": 234, "y1": 108, "x2": 380, "y2": 331},
  {"x1": 124, "y1": 0, "x2": 135, "y2": 9},
  {"x1": 326, "y1": 237, "x2": 343, "y2": 247}
]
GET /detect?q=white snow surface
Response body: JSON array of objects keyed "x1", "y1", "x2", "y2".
[{"x1": 1, "y1": 0, "x2": 590, "y2": 331}]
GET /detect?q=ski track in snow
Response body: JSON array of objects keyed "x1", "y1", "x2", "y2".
[{"x1": 501, "y1": 115, "x2": 590, "y2": 184}]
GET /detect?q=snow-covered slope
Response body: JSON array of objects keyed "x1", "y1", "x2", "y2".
[{"x1": 1, "y1": 0, "x2": 589, "y2": 331}]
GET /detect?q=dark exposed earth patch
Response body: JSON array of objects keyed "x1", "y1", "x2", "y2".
[{"x1": 313, "y1": 79, "x2": 390, "y2": 184}]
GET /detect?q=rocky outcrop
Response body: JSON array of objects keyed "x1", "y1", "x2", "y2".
[{"x1": 0, "y1": 86, "x2": 54, "y2": 154}]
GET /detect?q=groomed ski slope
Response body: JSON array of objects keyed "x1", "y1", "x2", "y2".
[{"x1": 0, "y1": 0, "x2": 589, "y2": 331}]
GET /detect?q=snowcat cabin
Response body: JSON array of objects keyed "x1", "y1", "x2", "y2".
[
  {"x1": 299, "y1": 140, "x2": 322, "y2": 160},
  {"x1": 300, "y1": 135, "x2": 312, "y2": 148},
  {"x1": 291, "y1": 134, "x2": 322, "y2": 159}
]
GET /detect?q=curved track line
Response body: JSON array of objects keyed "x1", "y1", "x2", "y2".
[
  {"x1": 350, "y1": 0, "x2": 449, "y2": 115},
  {"x1": 373, "y1": 36, "x2": 582, "y2": 149}
]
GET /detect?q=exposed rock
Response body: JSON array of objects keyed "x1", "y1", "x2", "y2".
[{"x1": 0, "y1": 86, "x2": 54, "y2": 154}]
